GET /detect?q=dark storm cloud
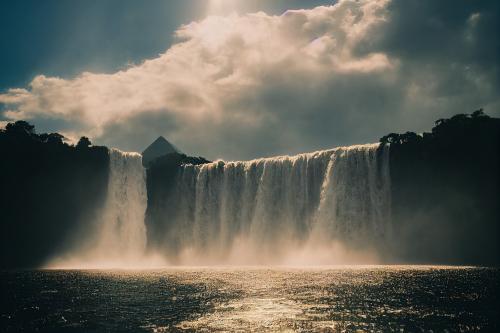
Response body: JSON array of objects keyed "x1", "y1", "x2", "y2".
[
  {"x1": 382, "y1": 0, "x2": 499, "y2": 64},
  {"x1": 1, "y1": 0, "x2": 499, "y2": 160},
  {"x1": 389, "y1": 0, "x2": 499, "y2": 86},
  {"x1": 358, "y1": 0, "x2": 500, "y2": 130},
  {"x1": 214, "y1": 68, "x2": 407, "y2": 159}
]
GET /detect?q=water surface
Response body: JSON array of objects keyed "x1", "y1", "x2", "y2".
[{"x1": 1, "y1": 266, "x2": 498, "y2": 332}]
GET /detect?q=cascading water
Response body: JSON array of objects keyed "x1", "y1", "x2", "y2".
[
  {"x1": 48, "y1": 149, "x2": 148, "y2": 268},
  {"x1": 95, "y1": 149, "x2": 148, "y2": 261},
  {"x1": 149, "y1": 143, "x2": 391, "y2": 264},
  {"x1": 314, "y1": 144, "x2": 391, "y2": 243},
  {"x1": 50, "y1": 144, "x2": 390, "y2": 267}
]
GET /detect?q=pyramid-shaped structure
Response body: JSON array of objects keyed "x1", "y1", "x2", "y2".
[{"x1": 142, "y1": 136, "x2": 181, "y2": 167}]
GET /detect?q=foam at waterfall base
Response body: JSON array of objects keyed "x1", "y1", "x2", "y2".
[{"x1": 164, "y1": 237, "x2": 380, "y2": 266}]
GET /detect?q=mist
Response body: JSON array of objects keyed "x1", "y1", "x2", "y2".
[
  {"x1": 2, "y1": 111, "x2": 498, "y2": 270},
  {"x1": 45, "y1": 144, "x2": 387, "y2": 268}
]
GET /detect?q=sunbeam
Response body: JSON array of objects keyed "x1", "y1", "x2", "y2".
[{"x1": 207, "y1": 0, "x2": 244, "y2": 15}]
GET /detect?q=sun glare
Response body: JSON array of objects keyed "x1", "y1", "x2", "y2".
[{"x1": 207, "y1": 0, "x2": 244, "y2": 15}]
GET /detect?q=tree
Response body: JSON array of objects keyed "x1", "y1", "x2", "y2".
[
  {"x1": 380, "y1": 133, "x2": 402, "y2": 145},
  {"x1": 5, "y1": 121, "x2": 35, "y2": 136},
  {"x1": 76, "y1": 136, "x2": 92, "y2": 149},
  {"x1": 471, "y1": 108, "x2": 487, "y2": 119},
  {"x1": 46, "y1": 133, "x2": 65, "y2": 145}
]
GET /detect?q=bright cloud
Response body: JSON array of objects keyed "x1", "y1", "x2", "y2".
[{"x1": 0, "y1": 0, "x2": 498, "y2": 159}]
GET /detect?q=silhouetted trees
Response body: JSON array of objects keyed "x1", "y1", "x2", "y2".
[
  {"x1": 76, "y1": 136, "x2": 92, "y2": 149},
  {"x1": 4, "y1": 120, "x2": 35, "y2": 135},
  {"x1": 1, "y1": 109, "x2": 499, "y2": 268},
  {"x1": 0, "y1": 121, "x2": 109, "y2": 268},
  {"x1": 381, "y1": 110, "x2": 500, "y2": 265}
]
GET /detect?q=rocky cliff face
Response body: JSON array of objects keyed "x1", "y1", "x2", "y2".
[{"x1": 144, "y1": 152, "x2": 210, "y2": 252}]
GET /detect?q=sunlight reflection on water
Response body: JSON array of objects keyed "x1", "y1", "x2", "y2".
[{"x1": 1, "y1": 266, "x2": 498, "y2": 332}]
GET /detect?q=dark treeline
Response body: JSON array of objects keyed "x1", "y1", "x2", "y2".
[
  {"x1": 1, "y1": 110, "x2": 499, "y2": 268},
  {"x1": 145, "y1": 153, "x2": 210, "y2": 254},
  {"x1": 0, "y1": 121, "x2": 109, "y2": 268},
  {"x1": 381, "y1": 110, "x2": 500, "y2": 265}
]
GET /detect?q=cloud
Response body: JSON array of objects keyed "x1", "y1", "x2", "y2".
[{"x1": 1, "y1": 0, "x2": 498, "y2": 159}]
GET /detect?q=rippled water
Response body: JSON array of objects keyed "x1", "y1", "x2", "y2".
[{"x1": 1, "y1": 267, "x2": 498, "y2": 332}]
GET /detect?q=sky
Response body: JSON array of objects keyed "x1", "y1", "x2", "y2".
[{"x1": 0, "y1": 0, "x2": 499, "y2": 160}]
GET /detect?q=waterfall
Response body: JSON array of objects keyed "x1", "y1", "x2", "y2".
[
  {"x1": 96, "y1": 149, "x2": 148, "y2": 260},
  {"x1": 49, "y1": 144, "x2": 390, "y2": 267},
  {"x1": 49, "y1": 149, "x2": 148, "y2": 268},
  {"x1": 314, "y1": 144, "x2": 391, "y2": 244},
  {"x1": 150, "y1": 143, "x2": 391, "y2": 263}
]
